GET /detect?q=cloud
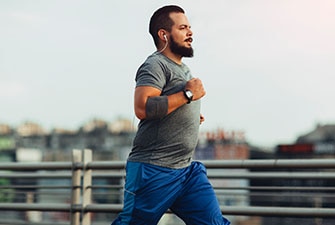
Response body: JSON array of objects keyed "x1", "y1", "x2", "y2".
[
  {"x1": 8, "y1": 11, "x2": 43, "y2": 24},
  {"x1": 0, "y1": 81, "x2": 27, "y2": 97}
]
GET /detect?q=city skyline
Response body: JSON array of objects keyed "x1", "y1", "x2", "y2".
[{"x1": 1, "y1": 1, "x2": 335, "y2": 147}]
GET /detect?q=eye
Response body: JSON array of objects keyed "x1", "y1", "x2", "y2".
[{"x1": 179, "y1": 25, "x2": 191, "y2": 31}]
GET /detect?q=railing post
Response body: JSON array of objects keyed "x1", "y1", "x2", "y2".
[
  {"x1": 82, "y1": 149, "x2": 92, "y2": 225},
  {"x1": 71, "y1": 149, "x2": 82, "y2": 225}
]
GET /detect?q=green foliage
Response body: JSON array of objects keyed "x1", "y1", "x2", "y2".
[{"x1": 0, "y1": 178, "x2": 14, "y2": 202}]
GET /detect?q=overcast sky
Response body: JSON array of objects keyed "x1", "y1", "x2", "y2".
[{"x1": 1, "y1": 0, "x2": 334, "y2": 147}]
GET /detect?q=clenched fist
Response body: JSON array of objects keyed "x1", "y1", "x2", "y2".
[{"x1": 185, "y1": 78, "x2": 206, "y2": 101}]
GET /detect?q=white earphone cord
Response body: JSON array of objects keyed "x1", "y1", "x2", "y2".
[{"x1": 158, "y1": 38, "x2": 168, "y2": 53}]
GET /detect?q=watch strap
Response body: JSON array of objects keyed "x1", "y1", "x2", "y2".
[{"x1": 183, "y1": 89, "x2": 193, "y2": 104}]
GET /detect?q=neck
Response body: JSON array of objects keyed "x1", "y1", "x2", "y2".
[{"x1": 160, "y1": 49, "x2": 182, "y2": 65}]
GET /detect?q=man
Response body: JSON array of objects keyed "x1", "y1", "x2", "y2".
[{"x1": 111, "y1": 5, "x2": 230, "y2": 225}]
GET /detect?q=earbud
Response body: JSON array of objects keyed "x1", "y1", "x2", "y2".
[{"x1": 158, "y1": 34, "x2": 168, "y2": 53}]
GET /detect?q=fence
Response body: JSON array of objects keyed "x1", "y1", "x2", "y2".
[{"x1": 0, "y1": 149, "x2": 335, "y2": 225}]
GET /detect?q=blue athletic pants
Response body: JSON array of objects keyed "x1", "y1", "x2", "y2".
[{"x1": 111, "y1": 161, "x2": 230, "y2": 225}]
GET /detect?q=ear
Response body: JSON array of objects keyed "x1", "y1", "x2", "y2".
[{"x1": 158, "y1": 29, "x2": 167, "y2": 42}]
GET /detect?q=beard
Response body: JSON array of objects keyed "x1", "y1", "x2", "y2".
[{"x1": 170, "y1": 36, "x2": 194, "y2": 58}]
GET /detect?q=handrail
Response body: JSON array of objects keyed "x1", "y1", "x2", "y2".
[
  {"x1": 0, "y1": 149, "x2": 334, "y2": 225},
  {"x1": 86, "y1": 158, "x2": 335, "y2": 169},
  {"x1": 2, "y1": 171, "x2": 335, "y2": 179},
  {"x1": 1, "y1": 158, "x2": 334, "y2": 171},
  {"x1": 0, "y1": 203, "x2": 334, "y2": 218},
  {"x1": 202, "y1": 158, "x2": 335, "y2": 168},
  {"x1": 84, "y1": 204, "x2": 335, "y2": 218},
  {"x1": 0, "y1": 162, "x2": 77, "y2": 170}
]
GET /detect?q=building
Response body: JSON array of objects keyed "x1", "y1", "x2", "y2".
[{"x1": 250, "y1": 123, "x2": 335, "y2": 225}]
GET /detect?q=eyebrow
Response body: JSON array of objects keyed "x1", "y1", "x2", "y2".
[{"x1": 179, "y1": 24, "x2": 191, "y2": 29}]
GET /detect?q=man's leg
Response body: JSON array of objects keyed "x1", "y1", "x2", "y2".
[
  {"x1": 170, "y1": 161, "x2": 230, "y2": 225},
  {"x1": 111, "y1": 162, "x2": 184, "y2": 225}
]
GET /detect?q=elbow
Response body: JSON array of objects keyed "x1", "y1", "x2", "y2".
[
  {"x1": 135, "y1": 108, "x2": 146, "y2": 120},
  {"x1": 134, "y1": 95, "x2": 168, "y2": 120},
  {"x1": 134, "y1": 99, "x2": 147, "y2": 120}
]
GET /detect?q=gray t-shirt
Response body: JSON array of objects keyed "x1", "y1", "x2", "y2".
[{"x1": 127, "y1": 52, "x2": 201, "y2": 169}]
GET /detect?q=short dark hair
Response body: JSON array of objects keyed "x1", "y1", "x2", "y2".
[{"x1": 149, "y1": 5, "x2": 185, "y2": 47}]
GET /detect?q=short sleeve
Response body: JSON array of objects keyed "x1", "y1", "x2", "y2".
[{"x1": 135, "y1": 58, "x2": 167, "y2": 91}]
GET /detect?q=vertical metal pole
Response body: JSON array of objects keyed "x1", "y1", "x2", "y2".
[
  {"x1": 82, "y1": 149, "x2": 92, "y2": 225},
  {"x1": 71, "y1": 149, "x2": 82, "y2": 225}
]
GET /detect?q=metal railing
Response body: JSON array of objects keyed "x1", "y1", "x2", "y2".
[{"x1": 0, "y1": 149, "x2": 335, "y2": 225}]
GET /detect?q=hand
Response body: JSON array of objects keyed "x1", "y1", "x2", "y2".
[
  {"x1": 200, "y1": 114, "x2": 205, "y2": 124},
  {"x1": 185, "y1": 78, "x2": 206, "y2": 101}
]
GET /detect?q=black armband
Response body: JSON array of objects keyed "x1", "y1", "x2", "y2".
[{"x1": 145, "y1": 96, "x2": 168, "y2": 120}]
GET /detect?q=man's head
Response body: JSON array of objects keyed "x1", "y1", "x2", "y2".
[{"x1": 149, "y1": 5, "x2": 193, "y2": 58}]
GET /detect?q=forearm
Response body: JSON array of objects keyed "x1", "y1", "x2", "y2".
[
  {"x1": 135, "y1": 77, "x2": 205, "y2": 120},
  {"x1": 167, "y1": 91, "x2": 189, "y2": 114},
  {"x1": 144, "y1": 91, "x2": 188, "y2": 120}
]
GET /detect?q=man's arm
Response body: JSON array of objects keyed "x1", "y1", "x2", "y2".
[
  {"x1": 134, "y1": 86, "x2": 188, "y2": 120},
  {"x1": 134, "y1": 78, "x2": 206, "y2": 120}
]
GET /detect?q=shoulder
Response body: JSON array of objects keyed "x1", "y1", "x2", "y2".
[
  {"x1": 145, "y1": 53, "x2": 171, "y2": 68},
  {"x1": 136, "y1": 52, "x2": 177, "y2": 80},
  {"x1": 135, "y1": 53, "x2": 170, "y2": 89},
  {"x1": 137, "y1": 53, "x2": 167, "y2": 75}
]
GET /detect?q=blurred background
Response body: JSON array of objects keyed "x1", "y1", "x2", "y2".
[{"x1": 1, "y1": 1, "x2": 335, "y2": 225}]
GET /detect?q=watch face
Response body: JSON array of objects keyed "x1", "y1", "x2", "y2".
[
  {"x1": 186, "y1": 90, "x2": 193, "y2": 99},
  {"x1": 183, "y1": 89, "x2": 193, "y2": 104}
]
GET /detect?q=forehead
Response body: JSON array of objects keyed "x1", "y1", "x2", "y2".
[{"x1": 169, "y1": 12, "x2": 190, "y2": 27}]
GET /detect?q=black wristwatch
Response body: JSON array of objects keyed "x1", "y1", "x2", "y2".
[{"x1": 183, "y1": 89, "x2": 193, "y2": 104}]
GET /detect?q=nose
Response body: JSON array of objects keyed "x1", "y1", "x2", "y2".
[
  {"x1": 187, "y1": 28, "x2": 193, "y2": 37},
  {"x1": 188, "y1": 27, "x2": 193, "y2": 36}
]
